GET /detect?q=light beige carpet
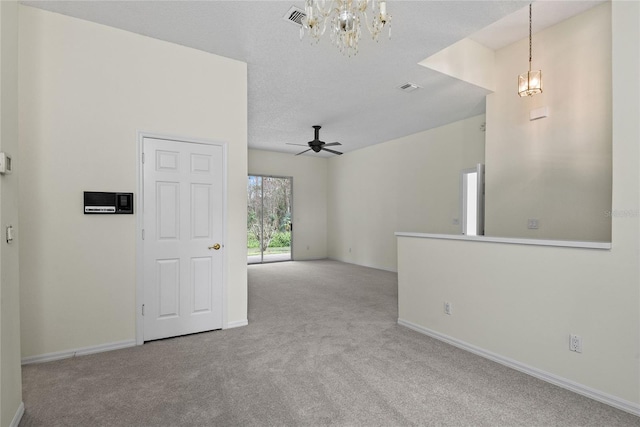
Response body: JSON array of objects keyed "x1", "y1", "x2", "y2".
[{"x1": 20, "y1": 260, "x2": 639, "y2": 426}]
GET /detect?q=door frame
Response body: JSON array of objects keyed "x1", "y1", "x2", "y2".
[
  {"x1": 460, "y1": 163, "x2": 485, "y2": 236},
  {"x1": 136, "y1": 131, "x2": 228, "y2": 345}
]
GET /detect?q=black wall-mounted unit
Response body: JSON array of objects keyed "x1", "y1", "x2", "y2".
[{"x1": 84, "y1": 192, "x2": 134, "y2": 214}]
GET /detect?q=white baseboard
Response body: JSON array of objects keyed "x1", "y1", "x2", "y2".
[
  {"x1": 21, "y1": 339, "x2": 136, "y2": 365},
  {"x1": 225, "y1": 319, "x2": 248, "y2": 329},
  {"x1": 10, "y1": 402, "x2": 24, "y2": 427},
  {"x1": 398, "y1": 318, "x2": 640, "y2": 417},
  {"x1": 326, "y1": 257, "x2": 398, "y2": 273}
]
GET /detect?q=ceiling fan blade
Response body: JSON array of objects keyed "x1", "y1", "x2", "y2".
[
  {"x1": 322, "y1": 148, "x2": 343, "y2": 155},
  {"x1": 288, "y1": 127, "x2": 344, "y2": 155}
]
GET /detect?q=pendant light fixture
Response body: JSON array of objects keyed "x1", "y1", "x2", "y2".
[{"x1": 518, "y1": 3, "x2": 542, "y2": 97}]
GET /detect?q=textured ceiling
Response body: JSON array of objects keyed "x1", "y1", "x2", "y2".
[{"x1": 22, "y1": 1, "x2": 603, "y2": 156}]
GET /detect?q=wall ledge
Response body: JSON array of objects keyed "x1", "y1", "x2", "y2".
[
  {"x1": 398, "y1": 318, "x2": 640, "y2": 417},
  {"x1": 395, "y1": 232, "x2": 611, "y2": 250}
]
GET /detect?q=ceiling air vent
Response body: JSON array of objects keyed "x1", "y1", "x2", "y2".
[
  {"x1": 283, "y1": 6, "x2": 306, "y2": 26},
  {"x1": 398, "y1": 83, "x2": 421, "y2": 93}
]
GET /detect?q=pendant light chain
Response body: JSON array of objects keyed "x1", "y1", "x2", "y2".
[{"x1": 528, "y1": 3, "x2": 532, "y2": 70}]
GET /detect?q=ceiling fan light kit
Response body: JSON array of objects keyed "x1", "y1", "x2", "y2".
[
  {"x1": 300, "y1": 0, "x2": 391, "y2": 56},
  {"x1": 287, "y1": 125, "x2": 343, "y2": 156}
]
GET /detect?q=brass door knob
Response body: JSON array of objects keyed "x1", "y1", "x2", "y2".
[{"x1": 209, "y1": 243, "x2": 221, "y2": 250}]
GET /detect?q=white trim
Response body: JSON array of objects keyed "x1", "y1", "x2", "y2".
[
  {"x1": 398, "y1": 319, "x2": 640, "y2": 417},
  {"x1": 136, "y1": 132, "x2": 144, "y2": 345},
  {"x1": 136, "y1": 131, "x2": 228, "y2": 345},
  {"x1": 225, "y1": 319, "x2": 248, "y2": 329},
  {"x1": 325, "y1": 257, "x2": 398, "y2": 273},
  {"x1": 10, "y1": 402, "x2": 24, "y2": 427},
  {"x1": 221, "y1": 141, "x2": 229, "y2": 334},
  {"x1": 21, "y1": 340, "x2": 136, "y2": 365},
  {"x1": 395, "y1": 232, "x2": 611, "y2": 250}
]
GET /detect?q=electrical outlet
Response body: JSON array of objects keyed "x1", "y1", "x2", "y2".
[
  {"x1": 527, "y1": 219, "x2": 539, "y2": 229},
  {"x1": 444, "y1": 302, "x2": 452, "y2": 315},
  {"x1": 569, "y1": 334, "x2": 583, "y2": 353}
]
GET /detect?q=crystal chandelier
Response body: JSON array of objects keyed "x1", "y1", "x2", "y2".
[
  {"x1": 301, "y1": 0, "x2": 391, "y2": 56},
  {"x1": 518, "y1": 3, "x2": 542, "y2": 97}
]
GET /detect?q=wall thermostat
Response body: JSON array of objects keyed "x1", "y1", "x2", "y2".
[
  {"x1": 0, "y1": 153, "x2": 12, "y2": 174},
  {"x1": 84, "y1": 192, "x2": 134, "y2": 214}
]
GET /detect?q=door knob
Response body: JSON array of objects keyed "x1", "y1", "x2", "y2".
[{"x1": 209, "y1": 243, "x2": 221, "y2": 250}]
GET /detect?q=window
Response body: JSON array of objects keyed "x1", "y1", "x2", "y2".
[{"x1": 247, "y1": 175, "x2": 293, "y2": 264}]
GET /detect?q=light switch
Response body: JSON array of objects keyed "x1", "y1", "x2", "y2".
[{"x1": 0, "y1": 153, "x2": 12, "y2": 174}]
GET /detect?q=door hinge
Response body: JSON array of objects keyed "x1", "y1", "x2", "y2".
[
  {"x1": 142, "y1": 152, "x2": 145, "y2": 164},
  {"x1": 142, "y1": 229, "x2": 145, "y2": 240},
  {"x1": 142, "y1": 304, "x2": 145, "y2": 316}
]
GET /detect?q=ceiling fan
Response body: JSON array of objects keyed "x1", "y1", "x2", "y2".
[{"x1": 287, "y1": 125, "x2": 343, "y2": 156}]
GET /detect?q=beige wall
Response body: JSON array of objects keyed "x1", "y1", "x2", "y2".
[
  {"x1": 485, "y1": 3, "x2": 612, "y2": 241},
  {"x1": 18, "y1": 6, "x2": 248, "y2": 359},
  {"x1": 327, "y1": 114, "x2": 485, "y2": 271},
  {"x1": 0, "y1": 1, "x2": 22, "y2": 424},
  {"x1": 419, "y1": 38, "x2": 496, "y2": 91},
  {"x1": 248, "y1": 150, "x2": 328, "y2": 260},
  {"x1": 398, "y1": 0, "x2": 639, "y2": 409}
]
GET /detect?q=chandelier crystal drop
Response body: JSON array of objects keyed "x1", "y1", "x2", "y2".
[
  {"x1": 518, "y1": 3, "x2": 542, "y2": 97},
  {"x1": 300, "y1": 0, "x2": 391, "y2": 56}
]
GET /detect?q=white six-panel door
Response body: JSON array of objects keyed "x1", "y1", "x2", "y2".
[{"x1": 143, "y1": 137, "x2": 224, "y2": 341}]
